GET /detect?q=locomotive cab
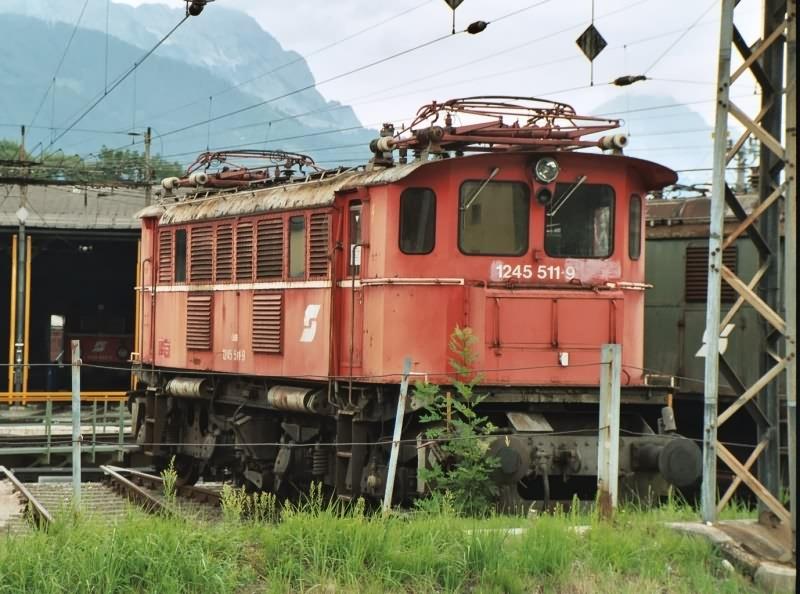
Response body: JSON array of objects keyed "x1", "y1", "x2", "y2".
[{"x1": 344, "y1": 150, "x2": 675, "y2": 389}]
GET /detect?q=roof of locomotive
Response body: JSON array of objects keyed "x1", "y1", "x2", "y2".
[
  {"x1": 152, "y1": 159, "x2": 430, "y2": 225},
  {"x1": 148, "y1": 150, "x2": 676, "y2": 225}
]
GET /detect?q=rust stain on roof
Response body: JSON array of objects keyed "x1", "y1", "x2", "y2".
[{"x1": 155, "y1": 161, "x2": 430, "y2": 225}]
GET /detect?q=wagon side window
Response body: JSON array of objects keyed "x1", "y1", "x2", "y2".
[
  {"x1": 288, "y1": 216, "x2": 306, "y2": 279},
  {"x1": 399, "y1": 188, "x2": 436, "y2": 254},
  {"x1": 544, "y1": 183, "x2": 615, "y2": 258},
  {"x1": 459, "y1": 181, "x2": 529, "y2": 255},
  {"x1": 174, "y1": 229, "x2": 187, "y2": 283},
  {"x1": 629, "y1": 194, "x2": 642, "y2": 261}
]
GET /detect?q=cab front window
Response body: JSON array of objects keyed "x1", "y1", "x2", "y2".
[
  {"x1": 458, "y1": 180, "x2": 529, "y2": 255},
  {"x1": 544, "y1": 183, "x2": 615, "y2": 258}
]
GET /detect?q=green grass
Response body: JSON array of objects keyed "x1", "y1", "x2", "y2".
[{"x1": 0, "y1": 497, "x2": 759, "y2": 594}]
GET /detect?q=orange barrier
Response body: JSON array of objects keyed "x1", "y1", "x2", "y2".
[{"x1": 1, "y1": 391, "x2": 127, "y2": 403}]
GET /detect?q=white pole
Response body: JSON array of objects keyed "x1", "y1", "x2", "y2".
[
  {"x1": 702, "y1": 0, "x2": 735, "y2": 524},
  {"x1": 783, "y1": 3, "x2": 796, "y2": 537},
  {"x1": 383, "y1": 357, "x2": 412, "y2": 515},
  {"x1": 71, "y1": 339, "x2": 81, "y2": 508},
  {"x1": 597, "y1": 343, "x2": 621, "y2": 518}
]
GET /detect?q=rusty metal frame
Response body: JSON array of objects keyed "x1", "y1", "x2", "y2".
[
  {"x1": 391, "y1": 96, "x2": 622, "y2": 153},
  {"x1": 702, "y1": 0, "x2": 795, "y2": 536}
]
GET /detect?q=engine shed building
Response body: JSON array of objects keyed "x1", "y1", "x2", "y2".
[{"x1": 0, "y1": 183, "x2": 146, "y2": 397}]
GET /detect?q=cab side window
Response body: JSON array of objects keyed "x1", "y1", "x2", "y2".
[
  {"x1": 288, "y1": 216, "x2": 306, "y2": 279},
  {"x1": 174, "y1": 229, "x2": 187, "y2": 282},
  {"x1": 399, "y1": 188, "x2": 436, "y2": 254},
  {"x1": 629, "y1": 194, "x2": 642, "y2": 260}
]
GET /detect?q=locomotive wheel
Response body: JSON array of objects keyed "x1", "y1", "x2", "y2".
[
  {"x1": 155, "y1": 454, "x2": 200, "y2": 487},
  {"x1": 173, "y1": 455, "x2": 201, "y2": 487}
]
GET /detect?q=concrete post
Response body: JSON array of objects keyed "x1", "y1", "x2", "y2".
[
  {"x1": 597, "y1": 343, "x2": 621, "y2": 518},
  {"x1": 14, "y1": 125, "x2": 27, "y2": 394},
  {"x1": 144, "y1": 126, "x2": 152, "y2": 206},
  {"x1": 71, "y1": 340, "x2": 82, "y2": 508}
]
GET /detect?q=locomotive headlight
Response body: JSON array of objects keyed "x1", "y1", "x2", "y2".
[{"x1": 534, "y1": 157, "x2": 560, "y2": 184}]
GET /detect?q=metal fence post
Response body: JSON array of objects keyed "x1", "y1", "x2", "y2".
[
  {"x1": 71, "y1": 340, "x2": 81, "y2": 508},
  {"x1": 44, "y1": 399, "x2": 52, "y2": 465},
  {"x1": 383, "y1": 357, "x2": 412, "y2": 515},
  {"x1": 117, "y1": 402, "x2": 125, "y2": 462},
  {"x1": 597, "y1": 343, "x2": 621, "y2": 518}
]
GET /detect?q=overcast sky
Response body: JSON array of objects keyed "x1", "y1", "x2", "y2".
[
  {"x1": 113, "y1": 1, "x2": 763, "y2": 118},
  {"x1": 113, "y1": 0, "x2": 764, "y2": 176}
]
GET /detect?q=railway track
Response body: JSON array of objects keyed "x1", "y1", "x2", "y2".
[
  {"x1": 100, "y1": 465, "x2": 223, "y2": 520},
  {"x1": 0, "y1": 465, "x2": 222, "y2": 534}
]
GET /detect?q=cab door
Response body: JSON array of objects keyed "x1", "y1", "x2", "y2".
[{"x1": 338, "y1": 198, "x2": 366, "y2": 375}]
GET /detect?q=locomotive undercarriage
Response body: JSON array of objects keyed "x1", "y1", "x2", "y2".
[{"x1": 128, "y1": 369, "x2": 702, "y2": 508}]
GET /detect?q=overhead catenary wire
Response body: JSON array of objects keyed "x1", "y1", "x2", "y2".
[
  {"x1": 643, "y1": 0, "x2": 719, "y2": 74},
  {"x1": 28, "y1": 0, "x2": 91, "y2": 129},
  {"x1": 146, "y1": 0, "x2": 437, "y2": 124},
  {"x1": 63, "y1": 0, "x2": 706, "y2": 161},
  {"x1": 42, "y1": 13, "x2": 191, "y2": 155},
  {"x1": 127, "y1": 0, "x2": 564, "y2": 147},
  {"x1": 94, "y1": 0, "x2": 725, "y2": 163}
]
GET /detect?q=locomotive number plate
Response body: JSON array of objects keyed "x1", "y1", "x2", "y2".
[
  {"x1": 222, "y1": 349, "x2": 247, "y2": 361},
  {"x1": 491, "y1": 262, "x2": 576, "y2": 282}
]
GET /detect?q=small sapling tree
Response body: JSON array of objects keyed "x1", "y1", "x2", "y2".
[{"x1": 414, "y1": 326, "x2": 499, "y2": 515}]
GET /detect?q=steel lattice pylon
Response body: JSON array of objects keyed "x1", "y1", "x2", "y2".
[{"x1": 702, "y1": 0, "x2": 796, "y2": 535}]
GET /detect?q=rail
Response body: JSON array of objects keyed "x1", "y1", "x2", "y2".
[
  {"x1": 101, "y1": 465, "x2": 222, "y2": 511},
  {"x1": 100, "y1": 465, "x2": 169, "y2": 515},
  {"x1": 0, "y1": 465, "x2": 53, "y2": 527}
]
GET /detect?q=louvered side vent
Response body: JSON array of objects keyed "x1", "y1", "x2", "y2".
[
  {"x1": 236, "y1": 222, "x2": 254, "y2": 281},
  {"x1": 216, "y1": 225, "x2": 233, "y2": 282},
  {"x1": 309, "y1": 213, "x2": 330, "y2": 277},
  {"x1": 186, "y1": 294, "x2": 212, "y2": 350},
  {"x1": 256, "y1": 219, "x2": 284, "y2": 279},
  {"x1": 158, "y1": 230, "x2": 172, "y2": 283},
  {"x1": 190, "y1": 226, "x2": 213, "y2": 283},
  {"x1": 685, "y1": 245, "x2": 738, "y2": 302},
  {"x1": 252, "y1": 292, "x2": 283, "y2": 354}
]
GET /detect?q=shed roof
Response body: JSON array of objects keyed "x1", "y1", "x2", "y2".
[{"x1": 0, "y1": 183, "x2": 148, "y2": 230}]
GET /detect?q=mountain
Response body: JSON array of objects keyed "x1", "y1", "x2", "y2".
[{"x1": 0, "y1": 3, "x2": 373, "y2": 169}]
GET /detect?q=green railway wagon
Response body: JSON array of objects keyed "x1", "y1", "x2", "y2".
[{"x1": 644, "y1": 194, "x2": 789, "y2": 495}]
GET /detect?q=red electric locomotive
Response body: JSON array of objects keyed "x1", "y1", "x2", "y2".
[{"x1": 130, "y1": 97, "x2": 700, "y2": 507}]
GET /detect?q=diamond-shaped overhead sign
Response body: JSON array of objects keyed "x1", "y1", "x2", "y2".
[
  {"x1": 443, "y1": 0, "x2": 464, "y2": 9},
  {"x1": 576, "y1": 24, "x2": 607, "y2": 62}
]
